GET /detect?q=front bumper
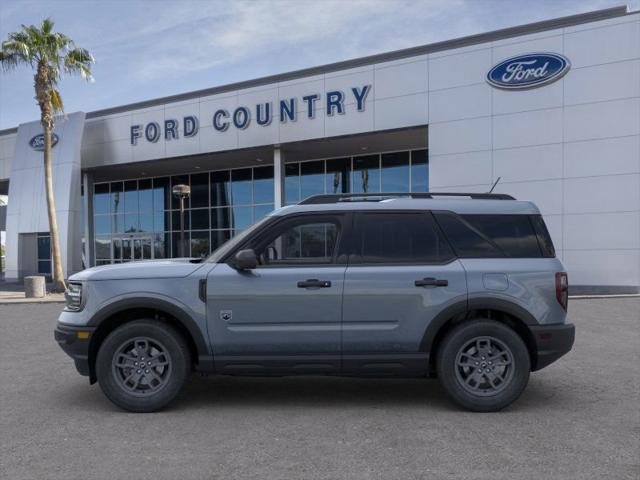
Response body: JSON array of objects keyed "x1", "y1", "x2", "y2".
[
  {"x1": 54, "y1": 323, "x2": 95, "y2": 377},
  {"x1": 530, "y1": 322, "x2": 575, "y2": 371}
]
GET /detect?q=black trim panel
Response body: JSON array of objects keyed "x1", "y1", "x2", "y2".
[
  {"x1": 87, "y1": 297, "x2": 210, "y2": 360},
  {"x1": 54, "y1": 323, "x2": 96, "y2": 377},
  {"x1": 530, "y1": 323, "x2": 575, "y2": 371},
  {"x1": 467, "y1": 297, "x2": 539, "y2": 325}
]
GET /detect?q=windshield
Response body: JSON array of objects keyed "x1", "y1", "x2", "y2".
[{"x1": 205, "y1": 216, "x2": 273, "y2": 263}]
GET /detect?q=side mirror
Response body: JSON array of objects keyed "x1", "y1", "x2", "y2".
[{"x1": 233, "y1": 249, "x2": 258, "y2": 270}]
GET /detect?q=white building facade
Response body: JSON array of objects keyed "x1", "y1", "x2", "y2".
[{"x1": 0, "y1": 6, "x2": 638, "y2": 293}]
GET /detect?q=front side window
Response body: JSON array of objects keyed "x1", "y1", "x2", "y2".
[
  {"x1": 352, "y1": 212, "x2": 454, "y2": 264},
  {"x1": 252, "y1": 216, "x2": 342, "y2": 266}
]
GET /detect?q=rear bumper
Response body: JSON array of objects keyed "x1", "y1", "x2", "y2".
[
  {"x1": 530, "y1": 323, "x2": 575, "y2": 371},
  {"x1": 54, "y1": 323, "x2": 95, "y2": 377}
]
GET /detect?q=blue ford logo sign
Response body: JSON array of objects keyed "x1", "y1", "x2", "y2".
[
  {"x1": 29, "y1": 133, "x2": 59, "y2": 151},
  {"x1": 487, "y1": 53, "x2": 570, "y2": 90}
]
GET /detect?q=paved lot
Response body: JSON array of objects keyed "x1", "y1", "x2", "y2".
[{"x1": 0, "y1": 299, "x2": 638, "y2": 480}]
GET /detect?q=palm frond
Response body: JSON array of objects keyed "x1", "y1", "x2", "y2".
[
  {"x1": 64, "y1": 47, "x2": 94, "y2": 81},
  {"x1": 50, "y1": 88, "x2": 64, "y2": 113}
]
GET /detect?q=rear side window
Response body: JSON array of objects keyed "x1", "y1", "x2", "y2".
[
  {"x1": 353, "y1": 212, "x2": 454, "y2": 264},
  {"x1": 530, "y1": 215, "x2": 556, "y2": 258},
  {"x1": 434, "y1": 212, "x2": 554, "y2": 258}
]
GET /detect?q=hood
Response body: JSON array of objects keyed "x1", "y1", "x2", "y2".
[{"x1": 69, "y1": 258, "x2": 205, "y2": 281}]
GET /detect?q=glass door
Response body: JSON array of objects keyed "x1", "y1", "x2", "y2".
[{"x1": 114, "y1": 235, "x2": 154, "y2": 262}]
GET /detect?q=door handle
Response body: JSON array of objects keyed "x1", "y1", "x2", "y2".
[
  {"x1": 297, "y1": 279, "x2": 332, "y2": 288},
  {"x1": 415, "y1": 277, "x2": 448, "y2": 287}
]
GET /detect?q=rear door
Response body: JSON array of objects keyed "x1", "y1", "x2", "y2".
[{"x1": 341, "y1": 211, "x2": 467, "y2": 374}]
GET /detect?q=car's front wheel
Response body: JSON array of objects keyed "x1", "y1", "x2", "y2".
[
  {"x1": 436, "y1": 319, "x2": 530, "y2": 412},
  {"x1": 96, "y1": 320, "x2": 191, "y2": 412}
]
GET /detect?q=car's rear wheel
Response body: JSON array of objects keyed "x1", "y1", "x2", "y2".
[
  {"x1": 96, "y1": 320, "x2": 190, "y2": 412},
  {"x1": 436, "y1": 319, "x2": 530, "y2": 412}
]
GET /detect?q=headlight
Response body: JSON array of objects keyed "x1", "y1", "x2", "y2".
[{"x1": 64, "y1": 282, "x2": 84, "y2": 311}]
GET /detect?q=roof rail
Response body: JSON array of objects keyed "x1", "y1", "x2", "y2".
[{"x1": 298, "y1": 192, "x2": 516, "y2": 204}]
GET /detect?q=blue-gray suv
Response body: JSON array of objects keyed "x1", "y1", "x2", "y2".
[{"x1": 55, "y1": 192, "x2": 575, "y2": 412}]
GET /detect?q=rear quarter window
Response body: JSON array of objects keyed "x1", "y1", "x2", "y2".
[{"x1": 434, "y1": 212, "x2": 554, "y2": 258}]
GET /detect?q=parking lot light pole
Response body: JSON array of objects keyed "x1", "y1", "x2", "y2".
[{"x1": 172, "y1": 185, "x2": 191, "y2": 258}]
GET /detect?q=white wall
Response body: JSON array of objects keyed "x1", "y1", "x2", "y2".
[
  {"x1": 428, "y1": 12, "x2": 640, "y2": 289},
  {"x1": 0, "y1": 133, "x2": 16, "y2": 181},
  {"x1": 5, "y1": 113, "x2": 85, "y2": 280}
]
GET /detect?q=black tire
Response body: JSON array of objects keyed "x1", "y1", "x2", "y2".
[
  {"x1": 436, "y1": 319, "x2": 530, "y2": 412},
  {"x1": 96, "y1": 320, "x2": 191, "y2": 412}
]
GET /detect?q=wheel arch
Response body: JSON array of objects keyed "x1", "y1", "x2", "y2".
[
  {"x1": 86, "y1": 297, "x2": 211, "y2": 383},
  {"x1": 422, "y1": 298, "x2": 539, "y2": 373}
]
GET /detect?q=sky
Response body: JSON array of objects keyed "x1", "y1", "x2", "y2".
[{"x1": 0, "y1": 0, "x2": 636, "y2": 130}]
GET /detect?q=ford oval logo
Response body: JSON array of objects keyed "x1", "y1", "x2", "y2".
[
  {"x1": 29, "y1": 133, "x2": 59, "y2": 151},
  {"x1": 487, "y1": 53, "x2": 570, "y2": 90}
]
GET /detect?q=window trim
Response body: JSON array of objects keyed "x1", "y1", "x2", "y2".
[{"x1": 348, "y1": 210, "x2": 457, "y2": 267}]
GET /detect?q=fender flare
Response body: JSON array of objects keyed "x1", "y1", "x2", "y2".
[
  {"x1": 87, "y1": 296, "x2": 210, "y2": 364},
  {"x1": 420, "y1": 297, "x2": 539, "y2": 353}
]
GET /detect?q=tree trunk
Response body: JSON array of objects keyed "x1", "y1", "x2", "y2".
[{"x1": 43, "y1": 122, "x2": 66, "y2": 292}]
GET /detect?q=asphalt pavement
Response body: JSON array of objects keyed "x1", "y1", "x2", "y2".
[{"x1": 0, "y1": 299, "x2": 638, "y2": 480}]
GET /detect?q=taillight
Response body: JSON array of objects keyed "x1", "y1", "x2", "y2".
[{"x1": 555, "y1": 272, "x2": 568, "y2": 311}]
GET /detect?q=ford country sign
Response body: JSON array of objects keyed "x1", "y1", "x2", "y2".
[
  {"x1": 487, "y1": 53, "x2": 570, "y2": 90},
  {"x1": 29, "y1": 133, "x2": 59, "y2": 151}
]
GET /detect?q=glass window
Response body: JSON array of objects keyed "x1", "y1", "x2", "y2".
[
  {"x1": 124, "y1": 213, "x2": 139, "y2": 233},
  {"x1": 434, "y1": 212, "x2": 502, "y2": 258},
  {"x1": 190, "y1": 231, "x2": 210, "y2": 258},
  {"x1": 154, "y1": 233, "x2": 169, "y2": 259},
  {"x1": 153, "y1": 212, "x2": 168, "y2": 232},
  {"x1": 124, "y1": 180, "x2": 138, "y2": 213},
  {"x1": 112, "y1": 214, "x2": 124, "y2": 234},
  {"x1": 258, "y1": 220, "x2": 339, "y2": 265},
  {"x1": 232, "y1": 205, "x2": 253, "y2": 230},
  {"x1": 37, "y1": 234, "x2": 51, "y2": 260},
  {"x1": 354, "y1": 213, "x2": 454, "y2": 264},
  {"x1": 111, "y1": 182, "x2": 123, "y2": 216},
  {"x1": 38, "y1": 260, "x2": 51, "y2": 274},
  {"x1": 94, "y1": 184, "x2": 110, "y2": 214},
  {"x1": 190, "y1": 173, "x2": 209, "y2": 208},
  {"x1": 254, "y1": 204, "x2": 274, "y2": 222},
  {"x1": 381, "y1": 152, "x2": 410, "y2": 192},
  {"x1": 191, "y1": 208, "x2": 209, "y2": 230},
  {"x1": 94, "y1": 215, "x2": 111, "y2": 235},
  {"x1": 285, "y1": 163, "x2": 300, "y2": 204},
  {"x1": 139, "y1": 212, "x2": 153, "y2": 232},
  {"x1": 95, "y1": 236, "x2": 111, "y2": 260},
  {"x1": 352, "y1": 155, "x2": 380, "y2": 193},
  {"x1": 138, "y1": 179, "x2": 153, "y2": 212},
  {"x1": 210, "y1": 171, "x2": 231, "y2": 207},
  {"x1": 172, "y1": 232, "x2": 188, "y2": 258},
  {"x1": 411, "y1": 150, "x2": 429, "y2": 192},
  {"x1": 171, "y1": 175, "x2": 190, "y2": 209},
  {"x1": 211, "y1": 229, "x2": 232, "y2": 251},
  {"x1": 530, "y1": 215, "x2": 556, "y2": 258},
  {"x1": 113, "y1": 238, "x2": 123, "y2": 261},
  {"x1": 300, "y1": 160, "x2": 325, "y2": 200},
  {"x1": 171, "y1": 210, "x2": 190, "y2": 231},
  {"x1": 211, "y1": 207, "x2": 232, "y2": 230},
  {"x1": 462, "y1": 214, "x2": 543, "y2": 258},
  {"x1": 325, "y1": 158, "x2": 350, "y2": 194},
  {"x1": 253, "y1": 166, "x2": 274, "y2": 204},
  {"x1": 153, "y1": 177, "x2": 170, "y2": 211},
  {"x1": 231, "y1": 168, "x2": 252, "y2": 205}
]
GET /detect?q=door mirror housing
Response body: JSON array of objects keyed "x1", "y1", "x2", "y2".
[{"x1": 233, "y1": 249, "x2": 258, "y2": 270}]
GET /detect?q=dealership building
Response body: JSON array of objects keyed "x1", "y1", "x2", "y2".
[{"x1": 0, "y1": 5, "x2": 639, "y2": 293}]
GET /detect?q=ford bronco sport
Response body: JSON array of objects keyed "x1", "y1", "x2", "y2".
[{"x1": 55, "y1": 192, "x2": 574, "y2": 412}]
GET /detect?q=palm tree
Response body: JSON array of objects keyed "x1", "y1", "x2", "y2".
[{"x1": 0, "y1": 18, "x2": 94, "y2": 292}]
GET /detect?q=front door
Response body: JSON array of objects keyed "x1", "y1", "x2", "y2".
[
  {"x1": 206, "y1": 213, "x2": 348, "y2": 374},
  {"x1": 341, "y1": 211, "x2": 467, "y2": 375},
  {"x1": 114, "y1": 235, "x2": 154, "y2": 262}
]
